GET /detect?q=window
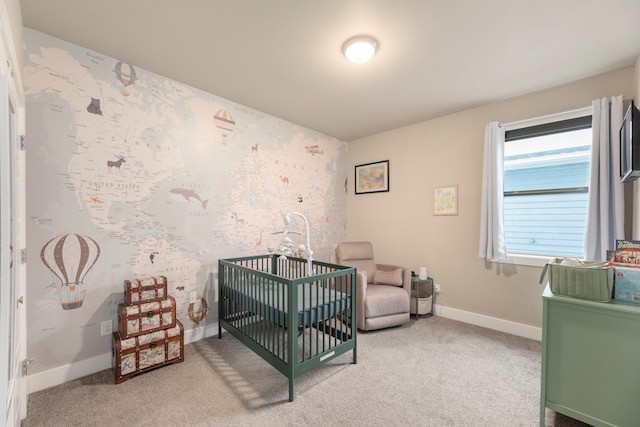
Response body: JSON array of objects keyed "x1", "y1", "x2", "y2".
[{"x1": 503, "y1": 112, "x2": 592, "y2": 259}]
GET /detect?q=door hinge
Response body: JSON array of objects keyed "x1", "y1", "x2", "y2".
[
  {"x1": 21, "y1": 248, "x2": 26, "y2": 264},
  {"x1": 21, "y1": 358, "x2": 35, "y2": 376},
  {"x1": 20, "y1": 135, "x2": 25, "y2": 151}
]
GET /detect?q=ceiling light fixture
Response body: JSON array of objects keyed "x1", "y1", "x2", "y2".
[{"x1": 342, "y1": 35, "x2": 378, "y2": 64}]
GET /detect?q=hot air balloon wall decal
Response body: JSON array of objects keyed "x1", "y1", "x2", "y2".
[
  {"x1": 40, "y1": 233, "x2": 101, "y2": 310},
  {"x1": 214, "y1": 109, "x2": 235, "y2": 138},
  {"x1": 113, "y1": 61, "x2": 137, "y2": 96}
]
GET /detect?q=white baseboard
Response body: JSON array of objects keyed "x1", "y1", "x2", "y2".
[
  {"x1": 28, "y1": 322, "x2": 220, "y2": 394},
  {"x1": 435, "y1": 304, "x2": 542, "y2": 341}
]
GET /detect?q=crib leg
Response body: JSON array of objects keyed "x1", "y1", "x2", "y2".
[{"x1": 289, "y1": 377, "x2": 294, "y2": 402}]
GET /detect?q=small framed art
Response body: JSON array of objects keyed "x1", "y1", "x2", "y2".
[
  {"x1": 434, "y1": 185, "x2": 458, "y2": 215},
  {"x1": 355, "y1": 160, "x2": 389, "y2": 194}
]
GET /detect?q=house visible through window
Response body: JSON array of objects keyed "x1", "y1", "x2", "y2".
[{"x1": 504, "y1": 114, "x2": 592, "y2": 258}]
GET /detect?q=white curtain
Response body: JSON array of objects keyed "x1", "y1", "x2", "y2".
[
  {"x1": 479, "y1": 121, "x2": 507, "y2": 262},
  {"x1": 584, "y1": 95, "x2": 625, "y2": 261}
]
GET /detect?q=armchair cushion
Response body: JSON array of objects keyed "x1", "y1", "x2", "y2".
[
  {"x1": 351, "y1": 260, "x2": 377, "y2": 284},
  {"x1": 373, "y1": 268, "x2": 403, "y2": 287},
  {"x1": 335, "y1": 241, "x2": 377, "y2": 283},
  {"x1": 365, "y1": 284, "x2": 411, "y2": 318}
]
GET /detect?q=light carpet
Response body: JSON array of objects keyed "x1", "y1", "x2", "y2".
[{"x1": 23, "y1": 316, "x2": 591, "y2": 427}]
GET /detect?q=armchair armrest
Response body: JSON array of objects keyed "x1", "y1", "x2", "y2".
[{"x1": 355, "y1": 270, "x2": 368, "y2": 330}]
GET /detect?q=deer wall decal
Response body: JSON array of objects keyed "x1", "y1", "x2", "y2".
[{"x1": 107, "y1": 156, "x2": 126, "y2": 173}]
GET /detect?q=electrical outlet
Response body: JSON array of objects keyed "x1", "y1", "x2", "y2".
[
  {"x1": 100, "y1": 320, "x2": 112, "y2": 336},
  {"x1": 434, "y1": 283, "x2": 442, "y2": 294}
]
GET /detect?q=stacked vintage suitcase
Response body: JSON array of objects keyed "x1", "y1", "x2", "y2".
[{"x1": 112, "y1": 275, "x2": 184, "y2": 383}]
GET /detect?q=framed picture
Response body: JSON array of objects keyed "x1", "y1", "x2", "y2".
[
  {"x1": 355, "y1": 160, "x2": 389, "y2": 194},
  {"x1": 434, "y1": 185, "x2": 458, "y2": 215}
]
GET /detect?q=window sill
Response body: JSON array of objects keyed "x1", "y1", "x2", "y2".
[{"x1": 505, "y1": 254, "x2": 551, "y2": 268}]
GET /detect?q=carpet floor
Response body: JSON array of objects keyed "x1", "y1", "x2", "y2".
[{"x1": 23, "y1": 316, "x2": 591, "y2": 426}]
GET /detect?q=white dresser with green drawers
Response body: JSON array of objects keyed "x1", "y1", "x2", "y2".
[{"x1": 540, "y1": 285, "x2": 640, "y2": 427}]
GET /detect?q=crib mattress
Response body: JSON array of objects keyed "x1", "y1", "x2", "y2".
[{"x1": 224, "y1": 282, "x2": 350, "y2": 328}]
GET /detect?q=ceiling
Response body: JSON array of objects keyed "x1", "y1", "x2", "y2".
[{"x1": 19, "y1": 0, "x2": 640, "y2": 141}]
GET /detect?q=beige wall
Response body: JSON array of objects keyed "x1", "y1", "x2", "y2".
[{"x1": 347, "y1": 67, "x2": 635, "y2": 329}]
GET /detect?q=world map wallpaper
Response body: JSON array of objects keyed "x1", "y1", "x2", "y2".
[{"x1": 23, "y1": 28, "x2": 348, "y2": 375}]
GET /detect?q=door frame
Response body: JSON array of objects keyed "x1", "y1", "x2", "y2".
[{"x1": 0, "y1": 3, "x2": 27, "y2": 425}]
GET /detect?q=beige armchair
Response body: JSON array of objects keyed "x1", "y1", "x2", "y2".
[{"x1": 335, "y1": 241, "x2": 411, "y2": 331}]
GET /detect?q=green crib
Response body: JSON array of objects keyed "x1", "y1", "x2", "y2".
[{"x1": 218, "y1": 254, "x2": 357, "y2": 402}]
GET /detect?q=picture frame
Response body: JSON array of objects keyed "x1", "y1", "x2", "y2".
[
  {"x1": 434, "y1": 185, "x2": 458, "y2": 216},
  {"x1": 355, "y1": 160, "x2": 389, "y2": 194}
]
